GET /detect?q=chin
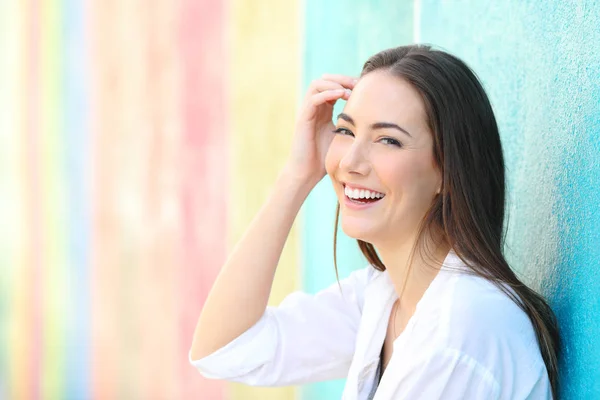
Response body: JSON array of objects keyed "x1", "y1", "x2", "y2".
[{"x1": 341, "y1": 221, "x2": 377, "y2": 243}]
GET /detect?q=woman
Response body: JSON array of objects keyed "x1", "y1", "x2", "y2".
[{"x1": 189, "y1": 45, "x2": 560, "y2": 399}]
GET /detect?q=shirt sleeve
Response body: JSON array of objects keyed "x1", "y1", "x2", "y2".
[
  {"x1": 390, "y1": 348, "x2": 501, "y2": 400},
  {"x1": 189, "y1": 266, "x2": 373, "y2": 387}
]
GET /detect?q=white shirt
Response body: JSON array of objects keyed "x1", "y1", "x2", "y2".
[{"x1": 189, "y1": 250, "x2": 551, "y2": 399}]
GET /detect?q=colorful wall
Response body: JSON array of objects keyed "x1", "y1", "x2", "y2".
[{"x1": 0, "y1": 1, "x2": 598, "y2": 399}]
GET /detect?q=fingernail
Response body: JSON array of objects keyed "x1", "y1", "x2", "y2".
[
  {"x1": 345, "y1": 89, "x2": 352, "y2": 96},
  {"x1": 353, "y1": 78, "x2": 359, "y2": 84}
]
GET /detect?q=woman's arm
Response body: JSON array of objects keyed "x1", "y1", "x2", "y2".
[
  {"x1": 190, "y1": 74, "x2": 356, "y2": 361},
  {"x1": 190, "y1": 266, "x2": 372, "y2": 386},
  {"x1": 189, "y1": 170, "x2": 313, "y2": 361}
]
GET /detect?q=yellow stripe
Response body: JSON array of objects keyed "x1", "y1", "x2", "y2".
[
  {"x1": 229, "y1": 1, "x2": 301, "y2": 399},
  {"x1": 40, "y1": 0, "x2": 67, "y2": 397}
]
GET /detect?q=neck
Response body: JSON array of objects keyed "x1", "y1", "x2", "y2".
[{"x1": 375, "y1": 232, "x2": 451, "y2": 313}]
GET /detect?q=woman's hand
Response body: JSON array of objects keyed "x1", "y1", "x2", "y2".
[{"x1": 284, "y1": 74, "x2": 357, "y2": 186}]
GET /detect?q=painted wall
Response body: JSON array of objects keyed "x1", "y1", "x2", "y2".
[
  {"x1": 418, "y1": 1, "x2": 600, "y2": 398},
  {"x1": 1, "y1": 0, "x2": 231, "y2": 398},
  {"x1": 0, "y1": 1, "x2": 598, "y2": 399}
]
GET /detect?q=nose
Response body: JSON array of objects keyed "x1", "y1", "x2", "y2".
[{"x1": 339, "y1": 141, "x2": 371, "y2": 176}]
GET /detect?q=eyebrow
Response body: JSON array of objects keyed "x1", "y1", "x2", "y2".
[{"x1": 336, "y1": 112, "x2": 413, "y2": 138}]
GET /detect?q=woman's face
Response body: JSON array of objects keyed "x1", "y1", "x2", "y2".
[{"x1": 325, "y1": 71, "x2": 441, "y2": 246}]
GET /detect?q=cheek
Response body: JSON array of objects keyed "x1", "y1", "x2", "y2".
[
  {"x1": 379, "y1": 153, "x2": 438, "y2": 195},
  {"x1": 325, "y1": 137, "x2": 344, "y2": 176}
]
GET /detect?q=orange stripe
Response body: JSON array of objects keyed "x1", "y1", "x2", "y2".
[{"x1": 90, "y1": 0, "x2": 121, "y2": 397}]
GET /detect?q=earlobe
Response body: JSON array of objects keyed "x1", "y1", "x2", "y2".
[{"x1": 436, "y1": 174, "x2": 444, "y2": 194}]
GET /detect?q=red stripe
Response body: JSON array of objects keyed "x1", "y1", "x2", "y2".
[
  {"x1": 24, "y1": 0, "x2": 43, "y2": 398},
  {"x1": 179, "y1": 0, "x2": 228, "y2": 398}
]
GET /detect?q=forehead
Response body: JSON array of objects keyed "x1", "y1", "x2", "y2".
[{"x1": 342, "y1": 71, "x2": 427, "y2": 128}]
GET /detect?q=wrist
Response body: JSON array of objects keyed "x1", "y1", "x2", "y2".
[{"x1": 278, "y1": 165, "x2": 322, "y2": 195}]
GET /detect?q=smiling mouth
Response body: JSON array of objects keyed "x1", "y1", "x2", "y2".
[
  {"x1": 343, "y1": 185, "x2": 385, "y2": 204},
  {"x1": 346, "y1": 196, "x2": 382, "y2": 205}
]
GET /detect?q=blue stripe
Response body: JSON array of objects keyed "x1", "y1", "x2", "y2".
[{"x1": 62, "y1": 0, "x2": 91, "y2": 397}]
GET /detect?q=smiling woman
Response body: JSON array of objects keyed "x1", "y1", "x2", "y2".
[
  {"x1": 188, "y1": 44, "x2": 560, "y2": 400},
  {"x1": 326, "y1": 73, "x2": 441, "y2": 247}
]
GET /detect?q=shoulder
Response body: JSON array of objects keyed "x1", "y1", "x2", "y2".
[
  {"x1": 444, "y1": 272, "x2": 537, "y2": 347},
  {"x1": 303, "y1": 264, "x2": 379, "y2": 315},
  {"x1": 434, "y1": 271, "x2": 549, "y2": 392},
  {"x1": 340, "y1": 264, "x2": 382, "y2": 292},
  {"x1": 339, "y1": 264, "x2": 379, "y2": 291}
]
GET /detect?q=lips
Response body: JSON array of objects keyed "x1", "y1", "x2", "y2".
[
  {"x1": 344, "y1": 184, "x2": 385, "y2": 198},
  {"x1": 342, "y1": 183, "x2": 385, "y2": 208}
]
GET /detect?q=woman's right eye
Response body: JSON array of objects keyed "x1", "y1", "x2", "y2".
[{"x1": 332, "y1": 127, "x2": 354, "y2": 137}]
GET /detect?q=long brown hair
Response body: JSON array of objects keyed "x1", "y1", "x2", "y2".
[{"x1": 332, "y1": 44, "x2": 560, "y2": 398}]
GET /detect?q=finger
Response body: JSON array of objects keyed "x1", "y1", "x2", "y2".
[
  {"x1": 308, "y1": 79, "x2": 345, "y2": 95},
  {"x1": 326, "y1": 87, "x2": 352, "y2": 105},
  {"x1": 321, "y1": 74, "x2": 358, "y2": 89},
  {"x1": 310, "y1": 88, "x2": 351, "y2": 107}
]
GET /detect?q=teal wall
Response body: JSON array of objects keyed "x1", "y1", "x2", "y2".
[
  {"x1": 303, "y1": 1, "x2": 600, "y2": 399},
  {"x1": 419, "y1": 1, "x2": 600, "y2": 398}
]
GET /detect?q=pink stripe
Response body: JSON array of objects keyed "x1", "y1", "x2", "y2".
[
  {"x1": 179, "y1": 1, "x2": 228, "y2": 398},
  {"x1": 135, "y1": 1, "x2": 184, "y2": 397},
  {"x1": 24, "y1": 0, "x2": 42, "y2": 398}
]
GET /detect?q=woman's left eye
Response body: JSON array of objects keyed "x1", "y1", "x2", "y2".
[
  {"x1": 379, "y1": 137, "x2": 402, "y2": 147},
  {"x1": 332, "y1": 127, "x2": 354, "y2": 137}
]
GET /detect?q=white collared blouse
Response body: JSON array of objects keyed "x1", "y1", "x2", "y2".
[{"x1": 189, "y1": 251, "x2": 551, "y2": 399}]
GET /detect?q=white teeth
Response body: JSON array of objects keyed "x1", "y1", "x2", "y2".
[{"x1": 344, "y1": 185, "x2": 385, "y2": 200}]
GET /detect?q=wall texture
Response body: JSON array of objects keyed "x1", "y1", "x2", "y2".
[
  {"x1": 419, "y1": 1, "x2": 600, "y2": 398},
  {"x1": 0, "y1": 1, "x2": 597, "y2": 399}
]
